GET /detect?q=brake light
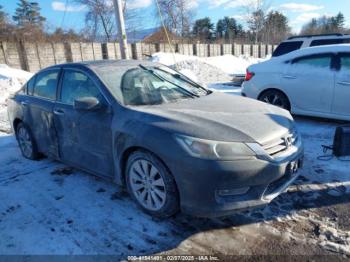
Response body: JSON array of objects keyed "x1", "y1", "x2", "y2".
[{"x1": 245, "y1": 70, "x2": 255, "y2": 81}]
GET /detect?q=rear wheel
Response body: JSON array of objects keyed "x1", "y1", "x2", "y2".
[
  {"x1": 16, "y1": 123, "x2": 40, "y2": 160},
  {"x1": 126, "y1": 150, "x2": 179, "y2": 217},
  {"x1": 259, "y1": 90, "x2": 291, "y2": 111}
]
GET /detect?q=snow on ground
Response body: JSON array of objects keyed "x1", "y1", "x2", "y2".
[
  {"x1": 0, "y1": 65, "x2": 33, "y2": 133},
  {"x1": 150, "y1": 52, "x2": 265, "y2": 94},
  {"x1": 151, "y1": 52, "x2": 267, "y2": 76},
  {"x1": 0, "y1": 59, "x2": 350, "y2": 257},
  {"x1": 1, "y1": 117, "x2": 349, "y2": 256}
]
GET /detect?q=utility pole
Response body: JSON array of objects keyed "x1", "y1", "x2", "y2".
[{"x1": 112, "y1": 0, "x2": 129, "y2": 59}]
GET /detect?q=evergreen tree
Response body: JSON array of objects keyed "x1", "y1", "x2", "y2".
[
  {"x1": 193, "y1": 17, "x2": 214, "y2": 40},
  {"x1": 13, "y1": 0, "x2": 45, "y2": 28},
  {"x1": 216, "y1": 19, "x2": 225, "y2": 39},
  {"x1": 216, "y1": 17, "x2": 243, "y2": 41},
  {"x1": 335, "y1": 12, "x2": 345, "y2": 29},
  {"x1": 263, "y1": 11, "x2": 290, "y2": 43},
  {"x1": 301, "y1": 13, "x2": 347, "y2": 35}
]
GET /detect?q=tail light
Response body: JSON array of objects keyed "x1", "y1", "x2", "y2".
[{"x1": 245, "y1": 69, "x2": 255, "y2": 81}]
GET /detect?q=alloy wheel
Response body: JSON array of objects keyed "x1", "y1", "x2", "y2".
[
  {"x1": 17, "y1": 126, "x2": 33, "y2": 158},
  {"x1": 261, "y1": 92, "x2": 289, "y2": 110},
  {"x1": 129, "y1": 159, "x2": 167, "y2": 211}
]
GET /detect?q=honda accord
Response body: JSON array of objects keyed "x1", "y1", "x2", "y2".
[{"x1": 8, "y1": 60, "x2": 304, "y2": 217}]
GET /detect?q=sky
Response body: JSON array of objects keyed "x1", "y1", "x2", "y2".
[{"x1": 1, "y1": 0, "x2": 350, "y2": 34}]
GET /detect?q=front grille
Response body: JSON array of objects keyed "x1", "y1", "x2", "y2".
[{"x1": 262, "y1": 130, "x2": 298, "y2": 157}]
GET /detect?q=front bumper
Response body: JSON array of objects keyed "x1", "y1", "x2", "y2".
[{"x1": 166, "y1": 142, "x2": 304, "y2": 217}]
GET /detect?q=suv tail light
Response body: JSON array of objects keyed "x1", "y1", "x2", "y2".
[{"x1": 245, "y1": 70, "x2": 255, "y2": 81}]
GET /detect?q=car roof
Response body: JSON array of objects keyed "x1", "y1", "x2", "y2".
[
  {"x1": 283, "y1": 34, "x2": 350, "y2": 42},
  {"x1": 273, "y1": 44, "x2": 350, "y2": 60},
  {"x1": 45, "y1": 59, "x2": 162, "y2": 71}
]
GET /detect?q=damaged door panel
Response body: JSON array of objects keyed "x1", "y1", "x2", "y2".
[
  {"x1": 24, "y1": 69, "x2": 60, "y2": 158},
  {"x1": 54, "y1": 68, "x2": 114, "y2": 178}
]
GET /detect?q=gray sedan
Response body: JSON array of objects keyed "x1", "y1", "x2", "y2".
[{"x1": 7, "y1": 60, "x2": 304, "y2": 217}]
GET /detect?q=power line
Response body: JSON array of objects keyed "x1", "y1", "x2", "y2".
[
  {"x1": 154, "y1": 0, "x2": 177, "y2": 67},
  {"x1": 60, "y1": 0, "x2": 69, "y2": 29}
]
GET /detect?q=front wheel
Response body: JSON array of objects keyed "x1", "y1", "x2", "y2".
[
  {"x1": 16, "y1": 123, "x2": 40, "y2": 160},
  {"x1": 126, "y1": 150, "x2": 179, "y2": 218},
  {"x1": 259, "y1": 90, "x2": 291, "y2": 111}
]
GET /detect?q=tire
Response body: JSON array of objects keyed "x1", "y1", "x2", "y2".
[
  {"x1": 259, "y1": 90, "x2": 291, "y2": 111},
  {"x1": 16, "y1": 122, "x2": 40, "y2": 160},
  {"x1": 126, "y1": 150, "x2": 179, "y2": 218}
]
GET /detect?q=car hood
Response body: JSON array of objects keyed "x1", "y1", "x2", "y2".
[{"x1": 133, "y1": 93, "x2": 294, "y2": 144}]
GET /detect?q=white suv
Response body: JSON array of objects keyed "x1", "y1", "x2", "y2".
[
  {"x1": 242, "y1": 44, "x2": 350, "y2": 121},
  {"x1": 272, "y1": 33, "x2": 350, "y2": 57}
]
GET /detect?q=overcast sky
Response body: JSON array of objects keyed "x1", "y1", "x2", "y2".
[{"x1": 2, "y1": 0, "x2": 350, "y2": 33}]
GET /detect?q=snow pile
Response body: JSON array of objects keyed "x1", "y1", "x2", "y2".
[
  {"x1": 174, "y1": 60, "x2": 232, "y2": 85},
  {"x1": 151, "y1": 52, "x2": 267, "y2": 76},
  {"x1": 0, "y1": 64, "x2": 33, "y2": 105},
  {"x1": 0, "y1": 64, "x2": 33, "y2": 133}
]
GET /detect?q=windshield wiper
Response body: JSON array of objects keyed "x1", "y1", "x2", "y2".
[
  {"x1": 167, "y1": 69, "x2": 211, "y2": 95},
  {"x1": 138, "y1": 65, "x2": 199, "y2": 98}
]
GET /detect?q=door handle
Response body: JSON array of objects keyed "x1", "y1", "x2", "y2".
[
  {"x1": 283, "y1": 75, "x2": 297, "y2": 79},
  {"x1": 53, "y1": 109, "x2": 65, "y2": 116},
  {"x1": 21, "y1": 101, "x2": 28, "y2": 106},
  {"x1": 338, "y1": 81, "x2": 350, "y2": 86}
]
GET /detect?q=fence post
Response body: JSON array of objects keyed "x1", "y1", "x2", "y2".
[
  {"x1": 17, "y1": 40, "x2": 29, "y2": 71},
  {"x1": 101, "y1": 43, "x2": 108, "y2": 59},
  {"x1": 0, "y1": 42, "x2": 8, "y2": 65}
]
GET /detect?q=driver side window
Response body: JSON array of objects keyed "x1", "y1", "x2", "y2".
[{"x1": 60, "y1": 70, "x2": 103, "y2": 105}]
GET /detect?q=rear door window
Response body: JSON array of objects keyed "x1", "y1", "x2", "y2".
[
  {"x1": 339, "y1": 53, "x2": 350, "y2": 70},
  {"x1": 27, "y1": 76, "x2": 36, "y2": 95},
  {"x1": 272, "y1": 41, "x2": 303, "y2": 57},
  {"x1": 33, "y1": 70, "x2": 60, "y2": 100},
  {"x1": 292, "y1": 54, "x2": 332, "y2": 69}
]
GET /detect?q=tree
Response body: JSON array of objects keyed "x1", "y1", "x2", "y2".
[
  {"x1": 192, "y1": 17, "x2": 214, "y2": 40},
  {"x1": 335, "y1": 12, "x2": 345, "y2": 30},
  {"x1": 75, "y1": 0, "x2": 144, "y2": 41},
  {"x1": 0, "y1": 5, "x2": 7, "y2": 25},
  {"x1": 12, "y1": 0, "x2": 45, "y2": 28},
  {"x1": 245, "y1": 0, "x2": 267, "y2": 43},
  {"x1": 216, "y1": 17, "x2": 244, "y2": 42},
  {"x1": 155, "y1": 0, "x2": 195, "y2": 37},
  {"x1": 263, "y1": 11, "x2": 290, "y2": 43},
  {"x1": 301, "y1": 12, "x2": 347, "y2": 35},
  {"x1": 49, "y1": 27, "x2": 85, "y2": 42},
  {"x1": 248, "y1": 9, "x2": 265, "y2": 43},
  {"x1": 0, "y1": 5, "x2": 12, "y2": 41}
]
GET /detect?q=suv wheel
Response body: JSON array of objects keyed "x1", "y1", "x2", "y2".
[
  {"x1": 16, "y1": 123, "x2": 40, "y2": 160},
  {"x1": 126, "y1": 150, "x2": 179, "y2": 217},
  {"x1": 259, "y1": 90, "x2": 291, "y2": 111}
]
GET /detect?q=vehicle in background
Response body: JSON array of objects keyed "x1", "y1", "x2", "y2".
[
  {"x1": 242, "y1": 44, "x2": 350, "y2": 121},
  {"x1": 7, "y1": 60, "x2": 303, "y2": 218},
  {"x1": 272, "y1": 33, "x2": 350, "y2": 57}
]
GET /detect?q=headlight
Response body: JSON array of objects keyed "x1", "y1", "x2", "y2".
[{"x1": 175, "y1": 135, "x2": 257, "y2": 160}]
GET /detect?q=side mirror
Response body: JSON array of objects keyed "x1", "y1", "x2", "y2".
[{"x1": 74, "y1": 97, "x2": 101, "y2": 111}]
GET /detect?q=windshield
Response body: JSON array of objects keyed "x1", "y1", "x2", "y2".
[{"x1": 120, "y1": 66, "x2": 209, "y2": 106}]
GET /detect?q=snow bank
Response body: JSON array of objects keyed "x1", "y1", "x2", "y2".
[
  {"x1": 151, "y1": 52, "x2": 267, "y2": 76},
  {"x1": 0, "y1": 64, "x2": 33, "y2": 105},
  {"x1": 0, "y1": 64, "x2": 33, "y2": 133}
]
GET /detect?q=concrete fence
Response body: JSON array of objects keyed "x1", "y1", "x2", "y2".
[{"x1": 0, "y1": 41, "x2": 278, "y2": 72}]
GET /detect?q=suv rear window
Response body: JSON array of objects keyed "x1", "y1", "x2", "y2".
[
  {"x1": 272, "y1": 41, "x2": 303, "y2": 57},
  {"x1": 310, "y1": 39, "x2": 350, "y2": 47}
]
